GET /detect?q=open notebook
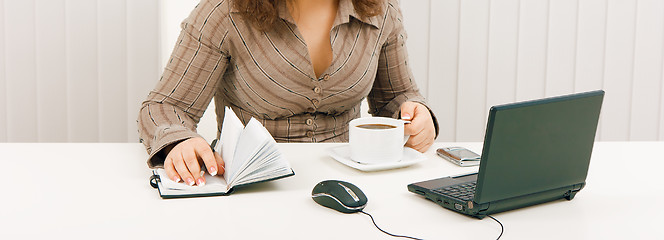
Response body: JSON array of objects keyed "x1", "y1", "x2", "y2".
[{"x1": 150, "y1": 107, "x2": 295, "y2": 198}]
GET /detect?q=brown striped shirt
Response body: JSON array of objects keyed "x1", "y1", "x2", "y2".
[{"x1": 138, "y1": 0, "x2": 438, "y2": 167}]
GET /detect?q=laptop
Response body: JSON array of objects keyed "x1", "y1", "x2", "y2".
[{"x1": 408, "y1": 90, "x2": 605, "y2": 219}]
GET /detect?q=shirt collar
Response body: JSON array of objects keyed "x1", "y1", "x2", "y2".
[
  {"x1": 335, "y1": 0, "x2": 381, "y2": 28},
  {"x1": 276, "y1": 0, "x2": 381, "y2": 29},
  {"x1": 276, "y1": 0, "x2": 296, "y2": 25}
]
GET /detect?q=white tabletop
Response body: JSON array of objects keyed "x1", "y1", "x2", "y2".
[{"x1": 1, "y1": 142, "x2": 663, "y2": 239}]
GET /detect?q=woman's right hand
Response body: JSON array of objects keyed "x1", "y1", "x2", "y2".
[{"x1": 163, "y1": 137, "x2": 225, "y2": 186}]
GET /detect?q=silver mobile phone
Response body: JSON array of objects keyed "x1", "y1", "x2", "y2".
[{"x1": 436, "y1": 147, "x2": 481, "y2": 167}]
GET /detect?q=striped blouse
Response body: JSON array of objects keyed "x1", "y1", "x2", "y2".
[{"x1": 138, "y1": 0, "x2": 438, "y2": 167}]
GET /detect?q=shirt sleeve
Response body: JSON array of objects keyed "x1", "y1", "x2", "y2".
[
  {"x1": 137, "y1": 1, "x2": 230, "y2": 168},
  {"x1": 367, "y1": 0, "x2": 439, "y2": 137}
]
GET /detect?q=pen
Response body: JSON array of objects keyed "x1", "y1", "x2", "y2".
[{"x1": 210, "y1": 139, "x2": 218, "y2": 153}]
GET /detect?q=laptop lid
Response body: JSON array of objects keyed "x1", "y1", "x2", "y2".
[{"x1": 474, "y1": 90, "x2": 604, "y2": 204}]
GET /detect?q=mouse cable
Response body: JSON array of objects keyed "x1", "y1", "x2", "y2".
[
  {"x1": 487, "y1": 215, "x2": 504, "y2": 240},
  {"x1": 359, "y1": 210, "x2": 423, "y2": 240}
]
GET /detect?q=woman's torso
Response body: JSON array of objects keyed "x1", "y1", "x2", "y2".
[{"x1": 210, "y1": 0, "x2": 393, "y2": 142}]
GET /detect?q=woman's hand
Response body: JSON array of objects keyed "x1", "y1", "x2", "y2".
[
  {"x1": 163, "y1": 137, "x2": 225, "y2": 186},
  {"x1": 400, "y1": 102, "x2": 436, "y2": 152}
]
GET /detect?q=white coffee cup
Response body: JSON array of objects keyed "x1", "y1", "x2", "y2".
[{"x1": 348, "y1": 117, "x2": 410, "y2": 164}]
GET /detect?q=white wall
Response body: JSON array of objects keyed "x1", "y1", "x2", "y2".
[
  {"x1": 1, "y1": 0, "x2": 160, "y2": 142},
  {"x1": 2, "y1": 0, "x2": 663, "y2": 142},
  {"x1": 403, "y1": 0, "x2": 664, "y2": 142}
]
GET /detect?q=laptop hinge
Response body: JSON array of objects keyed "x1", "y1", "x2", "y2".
[{"x1": 476, "y1": 203, "x2": 490, "y2": 212}]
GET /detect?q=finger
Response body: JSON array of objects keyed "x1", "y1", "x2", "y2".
[
  {"x1": 164, "y1": 157, "x2": 181, "y2": 183},
  {"x1": 409, "y1": 102, "x2": 432, "y2": 121},
  {"x1": 416, "y1": 134, "x2": 435, "y2": 152},
  {"x1": 214, "y1": 153, "x2": 225, "y2": 176},
  {"x1": 404, "y1": 119, "x2": 425, "y2": 136},
  {"x1": 409, "y1": 139, "x2": 429, "y2": 153},
  {"x1": 407, "y1": 103, "x2": 435, "y2": 148},
  {"x1": 406, "y1": 132, "x2": 427, "y2": 150},
  {"x1": 195, "y1": 142, "x2": 218, "y2": 176},
  {"x1": 404, "y1": 103, "x2": 431, "y2": 135},
  {"x1": 400, "y1": 102, "x2": 417, "y2": 121},
  {"x1": 172, "y1": 153, "x2": 195, "y2": 186},
  {"x1": 412, "y1": 134, "x2": 432, "y2": 152},
  {"x1": 412, "y1": 104, "x2": 431, "y2": 123},
  {"x1": 420, "y1": 141, "x2": 434, "y2": 152},
  {"x1": 418, "y1": 139, "x2": 434, "y2": 152},
  {"x1": 182, "y1": 148, "x2": 205, "y2": 186},
  {"x1": 407, "y1": 125, "x2": 435, "y2": 151}
]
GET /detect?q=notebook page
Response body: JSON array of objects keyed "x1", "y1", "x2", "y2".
[
  {"x1": 219, "y1": 107, "x2": 244, "y2": 184},
  {"x1": 155, "y1": 168, "x2": 229, "y2": 193},
  {"x1": 227, "y1": 118, "x2": 273, "y2": 186}
]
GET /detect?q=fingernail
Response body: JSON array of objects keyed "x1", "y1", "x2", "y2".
[
  {"x1": 186, "y1": 178, "x2": 194, "y2": 186},
  {"x1": 210, "y1": 167, "x2": 217, "y2": 176},
  {"x1": 173, "y1": 176, "x2": 181, "y2": 183},
  {"x1": 402, "y1": 113, "x2": 412, "y2": 120},
  {"x1": 197, "y1": 178, "x2": 205, "y2": 186}
]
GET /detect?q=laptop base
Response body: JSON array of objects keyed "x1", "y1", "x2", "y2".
[{"x1": 408, "y1": 174, "x2": 585, "y2": 219}]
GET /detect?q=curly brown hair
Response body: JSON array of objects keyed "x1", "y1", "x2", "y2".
[{"x1": 233, "y1": 0, "x2": 384, "y2": 31}]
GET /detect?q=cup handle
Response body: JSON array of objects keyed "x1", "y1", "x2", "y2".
[{"x1": 402, "y1": 120, "x2": 411, "y2": 145}]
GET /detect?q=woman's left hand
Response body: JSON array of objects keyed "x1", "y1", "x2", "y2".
[{"x1": 400, "y1": 101, "x2": 436, "y2": 152}]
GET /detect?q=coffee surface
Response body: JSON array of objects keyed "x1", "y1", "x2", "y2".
[{"x1": 356, "y1": 124, "x2": 396, "y2": 130}]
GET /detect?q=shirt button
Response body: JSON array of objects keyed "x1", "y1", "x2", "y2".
[
  {"x1": 323, "y1": 74, "x2": 330, "y2": 81},
  {"x1": 306, "y1": 131, "x2": 314, "y2": 138},
  {"x1": 312, "y1": 99, "x2": 319, "y2": 105},
  {"x1": 306, "y1": 119, "x2": 314, "y2": 125},
  {"x1": 313, "y1": 87, "x2": 322, "y2": 94}
]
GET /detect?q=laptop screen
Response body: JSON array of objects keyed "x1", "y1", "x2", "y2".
[{"x1": 474, "y1": 90, "x2": 604, "y2": 204}]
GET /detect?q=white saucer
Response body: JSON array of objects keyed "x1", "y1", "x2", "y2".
[{"x1": 327, "y1": 145, "x2": 427, "y2": 171}]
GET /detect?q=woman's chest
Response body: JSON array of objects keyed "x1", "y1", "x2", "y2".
[{"x1": 220, "y1": 22, "x2": 387, "y2": 117}]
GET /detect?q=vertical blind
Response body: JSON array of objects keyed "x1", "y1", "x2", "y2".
[
  {"x1": 402, "y1": 0, "x2": 664, "y2": 142},
  {"x1": 1, "y1": 0, "x2": 663, "y2": 142},
  {"x1": 1, "y1": 0, "x2": 160, "y2": 142}
]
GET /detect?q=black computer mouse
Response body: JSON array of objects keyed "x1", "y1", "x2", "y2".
[{"x1": 312, "y1": 180, "x2": 368, "y2": 213}]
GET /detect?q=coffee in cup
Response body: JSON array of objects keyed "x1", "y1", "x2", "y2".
[
  {"x1": 356, "y1": 123, "x2": 397, "y2": 130},
  {"x1": 348, "y1": 117, "x2": 410, "y2": 164}
]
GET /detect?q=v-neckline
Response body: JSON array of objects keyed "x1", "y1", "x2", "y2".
[
  {"x1": 283, "y1": 1, "x2": 340, "y2": 80},
  {"x1": 296, "y1": 28, "x2": 335, "y2": 79}
]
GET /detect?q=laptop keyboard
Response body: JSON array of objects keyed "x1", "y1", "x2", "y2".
[{"x1": 433, "y1": 182, "x2": 476, "y2": 201}]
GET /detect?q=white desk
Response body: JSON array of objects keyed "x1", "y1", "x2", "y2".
[{"x1": 1, "y1": 142, "x2": 662, "y2": 239}]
